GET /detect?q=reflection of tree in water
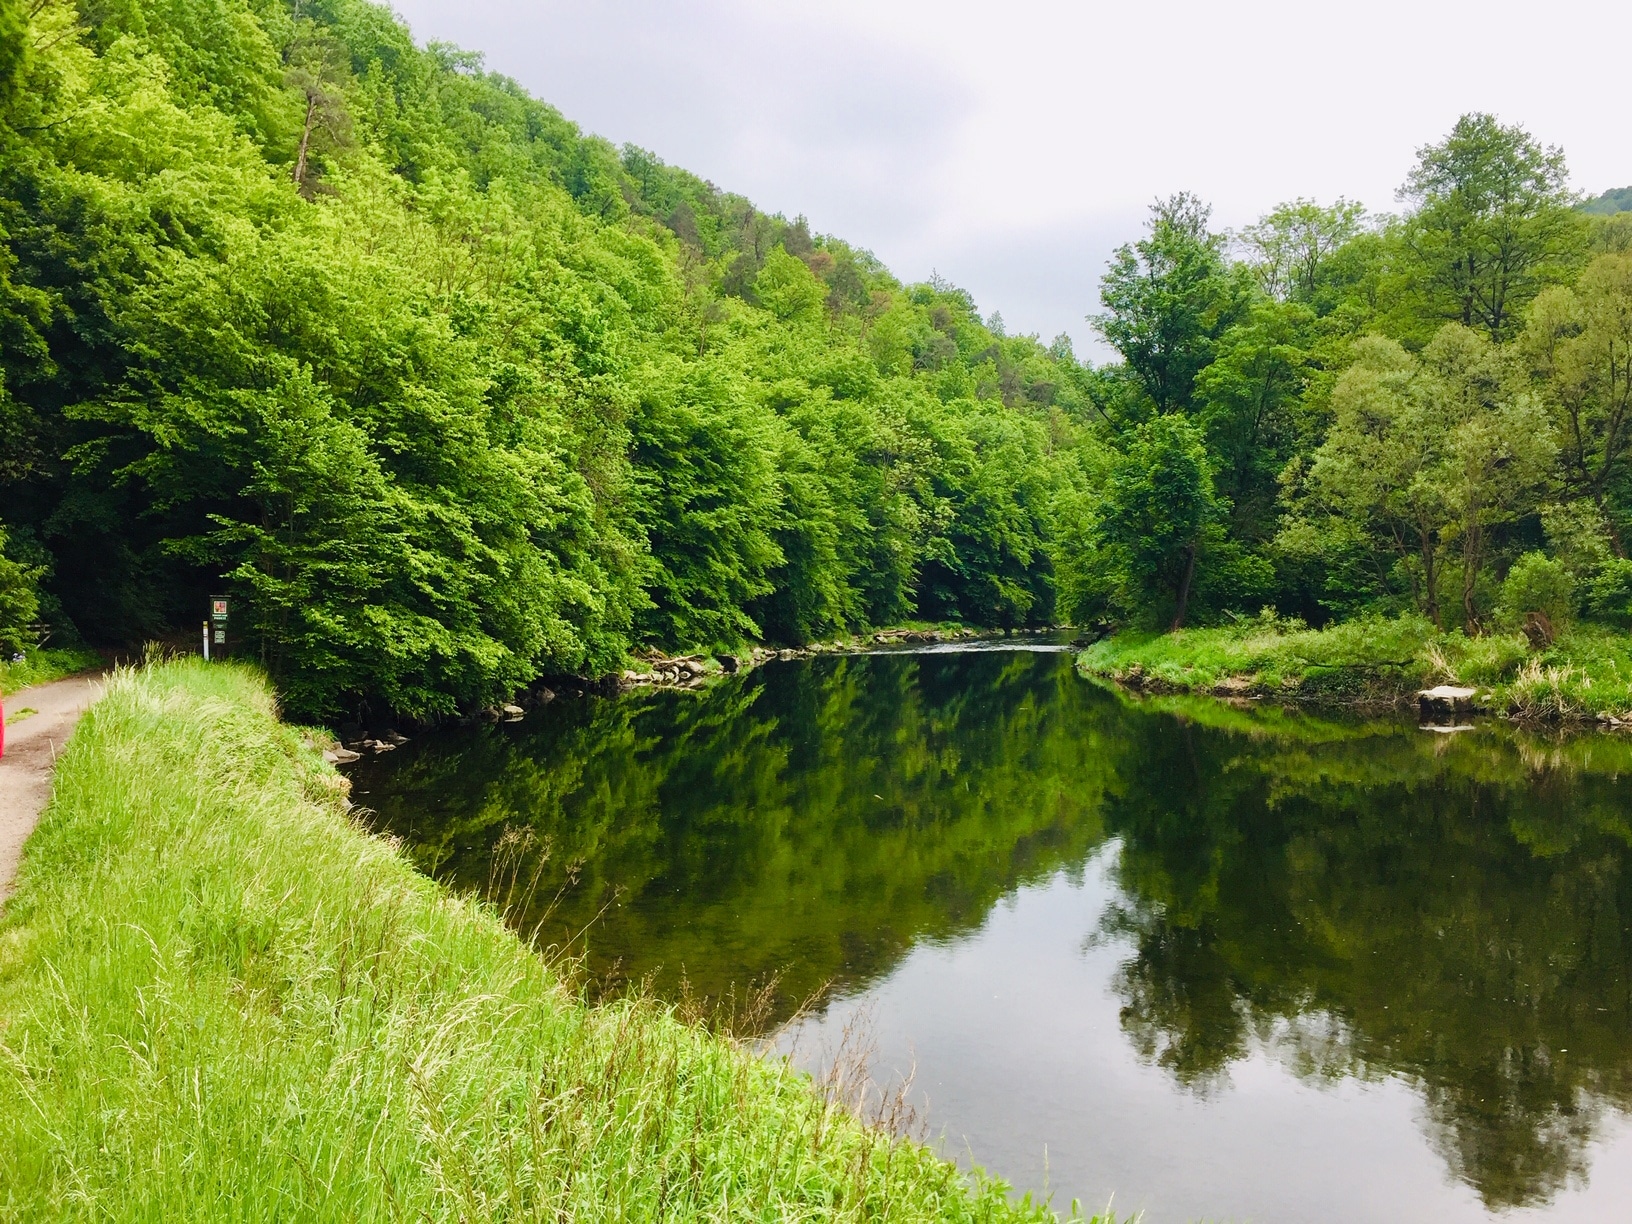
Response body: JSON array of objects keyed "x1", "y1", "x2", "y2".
[
  {"x1": 1101, "y1": 916, "x2": 1251, "y2": 1093},
  {"x1": 357, "y1": 661, "x2": 1632, "y2": 1208},
  {"x1": 356, "y1": 651, "x2": 1116, "y2": 1025},
  {"x1": 1098, "y1": 702, "x2": 1632, "y2": 1209}
]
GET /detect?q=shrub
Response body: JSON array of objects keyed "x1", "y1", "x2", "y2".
[
  {"x1": 0, "y1": 524, "x2": 41, "y2": 656},
  {"x1": 1587, "y1": 557, "x2": 1632, "y2": 627},
  {"x1": 1496, "y1": 552, "x2": 1575, "y2": 642}
]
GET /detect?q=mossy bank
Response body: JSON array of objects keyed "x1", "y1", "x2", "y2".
[
  {"x1": 0, "y1": 660, "x2": 1085, "y2": 1221},
  {"x1": 1078, "y1": 614, "x2": 1632, "y2": 724}
]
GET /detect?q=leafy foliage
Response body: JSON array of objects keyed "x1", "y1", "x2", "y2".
[
  {"x1": 0, "y1": 0, "x2": 1095, "y2": 716},
  {"x1": 1397, "y1": 114, "x2": 1585, "y2": 342},
  {"x1": 1095, "y1": 415, "x2": 1221, "y2": 630},
  {"x1": 1495, "y1": 550, "x2": 1575, "y2": 634},
  {"x1": 0, "y1": 522, "x2": 41, "y2": 655},
  {"x1": 1095, "y1": 193, "x2": 1250, "y2": 417},
  {"x1": 1063, "y1": 113, "x2": 1632, "y2": 645},
  {"x1": 2, "y1": 0, "x2": 1628, "y2": 709}
]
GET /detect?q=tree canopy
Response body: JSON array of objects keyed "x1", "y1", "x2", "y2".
[
  {"x1": 1057, "y1": 112, "x2": 1621, "y2": 641},
  {"x1": 0, "y1": 0, "x2": 1099, "y2": 716},
  {"x1": 0, "y1": 0, "x2": 1625, "y2": 712}
]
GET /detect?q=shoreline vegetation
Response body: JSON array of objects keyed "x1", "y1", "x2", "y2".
[
  {"x1": 617, "y1": 623, "x2": 1049, "y2": 689},
  {"x1": 0, "y1": 647, "x2": 104, "y2": 698},
  {"x1": 0, "y1": 660, "x2": 1093, "y2": 1221},
  {"x1": 1077, "y1": 614, "x2": 1632, "y2": 724},
  {"x1": 6, "y1": 0, "x2": 1629, "y2": 729}
]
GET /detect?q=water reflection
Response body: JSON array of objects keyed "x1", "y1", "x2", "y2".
[
  {"x1": 1097, "y1": 696, "x2": 1632, "y2": 1210},
  {"x1": 357, "y1": 653, "x2": 1110, "y2": 1015},
  {"x1": 354, "y1": 652, "x2": 1632, "y2": 1217}
]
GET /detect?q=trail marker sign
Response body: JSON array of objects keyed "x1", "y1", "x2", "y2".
[{"x1": 210, "y1": 597, "x2": 229, "y2": 654}]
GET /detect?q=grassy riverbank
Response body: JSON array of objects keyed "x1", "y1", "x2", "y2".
[
  {"x1": 0, "y1": 661, "x2": 1080, "y2": 1221},
  {"x1": 0, "y1": 647, "x2": 103, "y2": 696},
  {"x1": 1077, "y1": 614, "x2": 1632, "y2": 722}
]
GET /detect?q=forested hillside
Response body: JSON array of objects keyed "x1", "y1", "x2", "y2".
[
  {"x1": 0, "y1": 0, "x2": 1100, "y2": 717},
  {"x1": 2, "y1": 0, "x2": 1630, "y2": 718}
]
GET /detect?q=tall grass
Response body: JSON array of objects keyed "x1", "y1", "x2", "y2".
[{"x1": 0, "y1": 661, "x2": 1082, "y2": 1221}]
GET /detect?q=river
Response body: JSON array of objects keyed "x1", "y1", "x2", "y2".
[{"x1": 350, "y1": 644, "x2": 1632, "y2": 1223}]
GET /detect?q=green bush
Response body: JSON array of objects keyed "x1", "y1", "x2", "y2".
[
  {"x1": 1496, "y1": 552, "x2": 1575, "y2": 635},
  {"x1": 1587, "y1": 558, "x2": 1632, "y2": 627},
  {"x1": 0, "y1": 524, "x2": 41, "y2": 657}
]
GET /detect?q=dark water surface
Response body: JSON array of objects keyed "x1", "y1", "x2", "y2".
[{"x1": 353, "y1": 648, "x2": 1632, "y2": 1223}]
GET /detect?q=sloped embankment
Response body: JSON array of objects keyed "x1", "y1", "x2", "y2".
[{"x1": 0, "y1": 661, "x2": 1069, "y2": 1221}]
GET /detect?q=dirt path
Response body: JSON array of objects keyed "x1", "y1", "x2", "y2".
[{"x1": 0, "y1": 673, "x2": 104, "y2": 904}]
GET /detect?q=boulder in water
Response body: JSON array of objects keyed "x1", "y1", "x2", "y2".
[{"x1": 1419, "y1": 685, "x2": 1479, "y2": 721}]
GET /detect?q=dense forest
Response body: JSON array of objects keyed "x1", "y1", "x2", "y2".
[{"x1": 0, "y1": 0, "x2": 1629, "y2": 717}]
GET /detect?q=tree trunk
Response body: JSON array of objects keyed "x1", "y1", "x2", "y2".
[
  {"x1": 1421, "y1": 533, "x2": 1442, "y2": 630},
  {"x1": 1462, "y1": 518, "x2": 1482, "y2": 635},
  {"x1": 1170, "y1": 542, "x2": 1198, "y2": 632},
  {"x1": 292, "y1": 93, "x2": 316, "y2": 189}
]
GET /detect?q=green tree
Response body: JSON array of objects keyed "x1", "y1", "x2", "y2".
[
  {"x1": 1495, "y1": 551, "x2": 1575, "y2": 639},
  {"x1": 1236, "y1": 198, "x2": 1368, "y2": 302},
  {"x1": 630, "y1": 360, "x2": 784, "y2": 648},
  {"x1": 1399, "y1": 114, "x2": 1586, "y2": 342},
  {"x1": 1521, "y1": 253, "x2": 1632, "y2": 554},
  {"x1": 283, "y1": 23, "x2": 353, "y2": 197},
  {"x1": 1097, "y1": 414, "x2": 1222, "y2": 629},
  {"x1": 1095, "y1": 193, "x2": 1251, "y2": 417},
  {"x1": 752, "y1": 247, "x2": 827, "y2": 323},
  {"x1": 915, "y1": 404, "x2": 1062, "y2": 628},
  {"x1": 0, "y1": 0, "x2": 27, "y2": 110},
  {"x1": 0, "y1": 521, "x2": 40, "y2": 655},
  {"x1": 1193, "y1": 300, "x2": 1313, "y2": 541},
  {"x1": 1290, "y1": 328, "x2": 1555, "y2": 630}
]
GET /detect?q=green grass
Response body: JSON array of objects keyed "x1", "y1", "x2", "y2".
[
  {"x1": 0, "y1": 646, "x2": 103, "y2": 696},
  {"x1": 1078, "y1": 613, "x2": 1632, "y2": 722},
  {"x1": 0, "y1": 660, "x2": 1089, "y2": 1221},
  {"x1": 1077, "y1": 613, "x2": 1446, "y2": 700},
  {"x1": 1492, "y1": 624, "x2": 1632, "y2": 721}
]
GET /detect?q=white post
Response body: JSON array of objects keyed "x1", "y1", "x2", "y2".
[{"x1": 203, "y1": 620, "x2": 210, "y2": 662}]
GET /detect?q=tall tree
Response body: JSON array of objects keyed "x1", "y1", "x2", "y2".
[
  {"x1": 1522, "y1": 253, "x2": 1632, "y2": 554},
  {"x1": 1236, "y1": 199, "x2": 1368, "y2": 302},
  {"x1": 1096, "y1": 414, "x2": 1221, "y2": 630},
  {"x1": 1398, "y1": 114, "x2": 1584, "y2": 342},
  {"x1": 0, "y1": 0, "x2": 27, "y2": 109},
  {"x1": 1427, "y1": 326, "x2": 1557, "y2": 631},
  {"x1": 1095, "y1": 194, "x2": 1251, "y2": 417},
  {"x1": 0, "y1": 521, "x2": 41, "y2": 655},
  {"x1": 1193, "y1": 300, "x2": 1313, "y2": 542},
  {"x1": 283, "y1": 24, "x2": 352, "y2": 197},
  {"x1": 1291, "y1": 329, "x2": 1554, "y2": 631}
]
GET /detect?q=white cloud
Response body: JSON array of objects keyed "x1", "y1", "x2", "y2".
[{"x1": 389, "y1": 0, "x2": 1632, "y2": 357}]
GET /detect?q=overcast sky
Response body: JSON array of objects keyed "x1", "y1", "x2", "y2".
[{"x1": 389, "y1": 0, "x2": 1631, "y2": 357}]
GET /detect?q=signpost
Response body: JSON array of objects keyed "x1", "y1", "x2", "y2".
[{"x1": 207, "y1": 597, "x2": 228, "y2": 660}]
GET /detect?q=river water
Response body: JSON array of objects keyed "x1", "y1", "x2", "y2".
[{"x1": 351, "y1": 645, "x2": 1632, "y2": 1222}]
